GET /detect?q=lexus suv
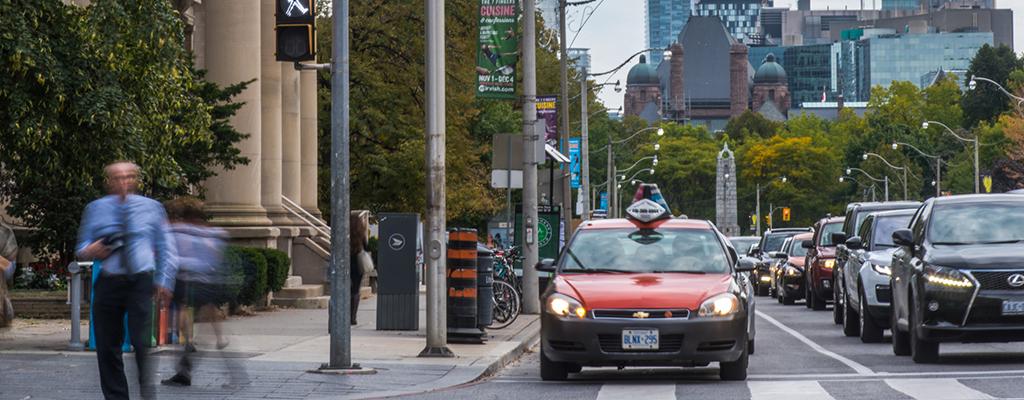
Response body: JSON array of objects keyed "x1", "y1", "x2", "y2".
[{"x1": 890, "y1": 194, "x2": 1024, "y2": 363}]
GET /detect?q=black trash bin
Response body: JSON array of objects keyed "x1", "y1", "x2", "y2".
[
  {"x1": 476, "y1": 244, "x2": 494, "y2": 329},
  {"x1": 447, "y1": 229, "x2": 484, "y2": 342}
]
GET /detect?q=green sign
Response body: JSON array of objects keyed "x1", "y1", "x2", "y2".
[
  {"x1": 475, "y1": 0, "x2": 519, "y2": 99},
  {"x1": 514, "y1": 205, "x2": 561, "y2": 265}
]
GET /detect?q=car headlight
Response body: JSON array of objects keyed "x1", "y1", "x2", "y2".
[
  {"x1": 698, "y1": 293, "x2": 740, "y2": 317},
  {"x1": 870, "y1": 263, "x2": 891, "y2": 276},
  {"x1": 923, "y1": 265, "x2": 973, "y2": 290},
  {"x1": 546, "y1": 293, "x2": 587, "y2": 319},
  {"x1": 785, "y1": 266, "x2": 802, "y2": 277},
  {"x1": 822, "y1": 259, "x2": 835, "y2": 269}
]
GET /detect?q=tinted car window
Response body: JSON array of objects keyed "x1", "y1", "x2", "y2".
[
  {"x1": 762, "y1": 233, "x2": 792, "y2": 252},
  {"x1": 729, "y1": 238, "x2": 758, "y2": 255},
  {"x1": 872, "y1": 215, "x2": 912, "y2": 249},
  {"x1": 853, "y1": 212, "x2": 872, "y2": 236},
  {"x1": 818, "y1": 222, "x2": 843, "y2": 246},
  {"x1": 563, "y1": 228, "x2": 730, "y2": 273},
  {"x1": 928, "y1": 203, "x2": 1024, "y2": 245}
]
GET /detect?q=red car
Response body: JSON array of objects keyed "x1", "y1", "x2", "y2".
[
  {"x1": 536, "y1": 191, "x2": 756, "y2": 381},
  {"x1": 803, "y1": 216, "x2": 844, "y2": 310}
]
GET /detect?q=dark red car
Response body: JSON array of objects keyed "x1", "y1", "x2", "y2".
[{"x1": 802, "y1": 216, "x2": 844, "y2": 310}]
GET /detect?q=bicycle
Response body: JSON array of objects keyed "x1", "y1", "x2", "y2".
[{"x1": 489, "y1": 246, "x2": 522, "y2": 329}]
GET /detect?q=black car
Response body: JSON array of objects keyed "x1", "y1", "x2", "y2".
[
  {"x1": 832, "y1": 201, "x2": 920, "y2": 325},
  {"x1": 750, "y1": 228, "x2": 812, "y2": 296},
  {"x1": 890, "y1": 194, "x2": 1024, "y2": 363}
]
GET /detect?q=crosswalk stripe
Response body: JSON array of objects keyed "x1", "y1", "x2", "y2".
[
  {"x1": 748, "y1": 380, "x2": 835, "y2": 400},
  {"x1": 596, "y1": 383, "x2": 676, "y2": 400},
  {"x1": 885, "y1": 378, "x2": 995, "y2": 400}
]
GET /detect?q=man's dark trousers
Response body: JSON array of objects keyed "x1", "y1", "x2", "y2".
[{"x1": 93, "y1": 271, "x2": 155, "y2": 400}]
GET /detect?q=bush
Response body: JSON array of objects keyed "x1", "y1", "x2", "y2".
[
  {"x1": 224, "y1": 246, "x2": 267, "y2": 306},
  {"x1": 257, "y1": 248, "x2": 290, "y2": 293},
  {"x1": 13, "y1": 261, "x2": 67, "y2": 291}
]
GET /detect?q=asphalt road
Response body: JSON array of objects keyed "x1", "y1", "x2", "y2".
[{"x1": 409, "y1": 297, "x2": 1024, "y2": 400}]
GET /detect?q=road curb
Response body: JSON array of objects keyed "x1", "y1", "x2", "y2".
[{"x1": 337, "y1": 316, "x2": 540, "y2": 400}]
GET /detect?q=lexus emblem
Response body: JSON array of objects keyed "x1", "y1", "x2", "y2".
[
  {"x1": 632, "y1": 311, "x2": 650, "y2": 319},
  {"x1": 1008, "y1": 274, "x2": 1024, "y2": 288}
]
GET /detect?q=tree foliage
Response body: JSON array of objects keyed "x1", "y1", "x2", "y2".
[
  {"x1": 962, "y1": 44, "x2": 1023, "y2": 128},
  {"x1": 0, "y1": 0, "x2": 248, "y2": 259}
]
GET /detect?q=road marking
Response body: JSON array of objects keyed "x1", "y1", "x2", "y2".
[
  {"x1": 885, "y1": 378, "x2": 995, "y2": 400},
  {"x1": 755, "y1": 310, "x2": 875, "y2": 375},
  {"x1": 596, "y1": 383, "x2": 676, "y2": 400},
  {"x1": 748, "y1": 380, "x2": 835, "y2": 400}
]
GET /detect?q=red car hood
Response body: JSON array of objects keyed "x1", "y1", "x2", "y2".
[
  {"x1": 788, "y1": 257, "x2": 806, "y2": 268},
  {"x1": 816, "y1": 246, "x2": 836, "y2": 258},
  {"x1": 554, "y1": 273, "x2": 733, "y2": 310}
]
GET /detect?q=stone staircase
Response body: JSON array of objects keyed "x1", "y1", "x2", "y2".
[{"x1": 273, "y1": 276, "x2": 329, "y2": 309}]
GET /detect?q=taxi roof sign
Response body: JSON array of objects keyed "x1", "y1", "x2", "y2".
[{"x1": 625, "y1": 199, "x2": 669, "y2": 223}]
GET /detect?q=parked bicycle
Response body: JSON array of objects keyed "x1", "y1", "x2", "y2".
[{"x1": 489, "y1": 246, "x2": 522, "y2": 329}]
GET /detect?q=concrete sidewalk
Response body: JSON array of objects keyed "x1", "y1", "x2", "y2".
[{"x1": 0, "y1": 293, "x2": 539, "y2": 399}]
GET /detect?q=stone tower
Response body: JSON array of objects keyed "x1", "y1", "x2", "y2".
[
  {"x1": 716, "y1": 144, "x2": 740, "y2": 237},
  {"x1": 729, "y1": 43, "x2": 750, "y2": 117}
]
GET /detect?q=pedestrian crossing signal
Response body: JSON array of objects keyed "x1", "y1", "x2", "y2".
[
  {"x1": 276, "y1": 0, "x2": 317, "y2": 62},
  {"x1": 782, "y1": 207, "x2": 791, "y2": 222}
]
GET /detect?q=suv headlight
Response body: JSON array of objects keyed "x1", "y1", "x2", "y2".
[
  {"x1": 785, "y1": 266, "x2": 802, "y2": 277},
  {"x1": 821, "y1": 259, "x2": 835, "y2": 269},
  {"x1": 546, "y1": 293, "x2": 587, "y2": 319},
  {"x1": 870, "y1": 263, "x2": 891, "y2": 276},
  {"x1": 698, "y1": 293, "x2": 740, "y2": 317},
  {"x1": 923, "y1": 265, "x2": 973, "y2": 290}
]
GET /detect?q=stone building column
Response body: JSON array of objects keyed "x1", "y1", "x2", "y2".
[
  {"x1": 202, "y1": 0, "x2": 269, "y2": 226},
  {"x1": 260, "y1": 0, "x2": 288, "y2": 225},
  {"x1": 281, "y1": 64, "x2": 302, "y2": 217},
  {"x1": 299, "y1": 70, "x2": 320, "y2": 216}
]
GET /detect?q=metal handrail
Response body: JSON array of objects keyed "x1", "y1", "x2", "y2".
[{"x1": 282, "y1": 196, "x2": 330, "y2": 238}]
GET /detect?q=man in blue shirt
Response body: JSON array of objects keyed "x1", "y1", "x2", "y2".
[{"x1": 78, "y1": 161, "x2": 178, "y2": 400}]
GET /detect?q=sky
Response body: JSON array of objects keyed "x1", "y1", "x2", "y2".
[{"x1": 566, "y1": 0, "x2": 1024, "y2": 112}]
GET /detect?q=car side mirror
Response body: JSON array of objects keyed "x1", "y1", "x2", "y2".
[
  {"x1": 535, "y1": 258, "x2": 556, "y2": 273},
  {"x1": 736, "y1": 258, "x2": 755, "y2": 272},
  {"x1": 801, "y1": 240, "x2": 814, "y2": 249},
  {"x1": 769, "y1": 251, "x2": 788, "y2": 259},
  {"x1": 845, "y1": 236, "x2": 863, "y2": 250},
  {"x1": 892, "y1": 229, "x2": 914, "y2": 248},
  {"x1": 831, "y1": 232, "x2": 847, "y2": 246}
]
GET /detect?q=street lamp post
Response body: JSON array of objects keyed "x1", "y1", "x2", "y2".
[
  {"x1": 603, "y1": 127, "x2": 663, "y2": 218},
  {"x1": 864, "y1": 152, "x2": 909, "y2": 200},
  {"x1": 893, "y1": 142, "x2": 943, "y2": 197},
  {"x1": 847, "y1": 167, "x2": 889, "y2": 202},
  {"x1": 755, "y1": 176, "x2": 786, "y2": 236},
  {"x1": 840, "y1": 176, "x2": 877, "y2": 201},
  {"x1": 922, "y1": 120, "x2": 979, "y2": 194},
  {"x1": 968, "y1": 75, "x2": 1024, "y2": 114}
]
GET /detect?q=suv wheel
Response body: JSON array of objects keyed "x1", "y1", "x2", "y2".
[
  {"x1": 832, "y1": 274, "x2": 844, "y2": 322},
  {"x1": 842, "y1": 286, "x2": 859, "y2": 337},
  {"x1": 859, "y1": 284, "x2": 884, "y2": 343},
  {"x1": 892, "y1": 302, "x2": 911, "y2": 356},
  {"x1": 909, "y1": 300, "x2": 940, "y2": 363},
  {"x1": 804, "y1": 280, "x2": 813, "y2": 309}
]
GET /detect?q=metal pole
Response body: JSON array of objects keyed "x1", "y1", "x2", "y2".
[
  {"x1": 884, "y1": 176, "x2": 890, "y2": 202},
  {"x1": 420, "y1": 0, "x2": 453, "y2": 357},
  {"x1": 521, "y1": 0, "x2": 541, "y2": 314},
  {"x1": 325, "y1": 0, "x2": 353, "y2": 369},
  {"x1": 936, "y1": 158, "x2": 941, "y2": 197},
  {"x1": 755, "y1": 183, "x2": 761, "y2": 236},
  {"x1": 606, "y1": 144, "x2": 613, "y2": 218},
  {"x1": 67, "y1": 262, "x2": 84, "y2": 351},
  {"x1": 903, "y1": 168, "x2": 908, "y2": 200},
  {"x1": 768, "y1": 203, "x2": 774, "y2": 230},
  {"x1": 559, "y1": 0, "x2": 573, "y2": 234},
  {"x1": 974, "y1": 139, "x2": 980, "y2": 193},
  {"x1": 580, "y1": 71, "x2": 591, "y2": 221}
]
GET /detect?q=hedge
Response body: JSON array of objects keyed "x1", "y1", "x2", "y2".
[
  {"x1": 225, "y1": 246, "x2": 268, "y2": 306},
  {"x1": 257, "y1": 248, "x2": 290, "y2": 293}
]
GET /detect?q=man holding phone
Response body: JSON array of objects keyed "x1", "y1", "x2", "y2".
[{"x1": 77, "y1": 161, "x2": 178, "y2": 400}]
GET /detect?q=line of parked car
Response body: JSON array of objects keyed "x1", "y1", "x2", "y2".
[{"x1": 731, "y1": 193, "x2": 1024, "y2": 363}]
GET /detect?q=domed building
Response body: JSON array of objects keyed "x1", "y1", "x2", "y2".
[
  {"x1": 623, "y1": 54, "x2": 663, "y2": 123},
  {"x1": 751, "y1": 53, "x2": 790, "y2": 121}
]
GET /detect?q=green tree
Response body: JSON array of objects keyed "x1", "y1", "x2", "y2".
[{"x1": 962, "y1": 44, "x2": 1023, "y2": 128}]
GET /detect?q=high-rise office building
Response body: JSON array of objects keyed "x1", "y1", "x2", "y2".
[
  {"x1": 882, "y1": 0, "x2": 920, "y2": 10},
  {"x1": 646, "y1": 0, "x2": 693, "y2": 64},
  {"x1": 693, "y1": 0, "x2": 772, "y2": 43}
]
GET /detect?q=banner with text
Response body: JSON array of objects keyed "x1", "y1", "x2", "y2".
[
  {"x1": 568, "y1": 137, "x2": 581, "y2": 188},
  {"x1": 475, "y1": 0, "x2": 519, "y2": 99},
  {"x1": 537, "y1": 96, "x2": 559, "y2": 148}
]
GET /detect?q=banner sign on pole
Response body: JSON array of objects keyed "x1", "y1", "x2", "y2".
[
  {"x1": 475, "y1": 0, "x2": 519, "y2": 99},
  {"x1": 568, "y1": 138, "x2": 581, "y2": 189},
  {"x1": 599, "y1": 191, "x2": 608, "y2": 211},
  {"x1": 537, "y1": 96, "x2": 559, "y2": 148}
]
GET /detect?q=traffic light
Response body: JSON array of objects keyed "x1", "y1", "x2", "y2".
[
  {"x1": 751, "y1": 214, "x2": 757, "y2": 225},
  {"x1": 276, "y1": 0, "x2": 317, "y2": 62},
  {"x1": 765, "y1": 215, "x2": 772, "y2": 226},
  {"x1": 782, "y1": 207, "x2": 791, "y2": 222}
]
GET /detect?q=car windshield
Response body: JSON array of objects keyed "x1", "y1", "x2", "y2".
[
  {"x1": 818, "y1": 222, "x2": 843, "y2": 246},
  {"x1": 789, "y1": 242, "x2": 808, "y2": 257},
  {"x1": 729, "y1": 238, "x2": 758, "y2": 255},
  {"x1": 762, "y1": 233, "x2": 795, "y2": 252},
  {"x1": 929, "y1": 202, "x2": 1024, "y2": 245},
  {"x1": 562, "y1": 228, "x2": 730, "y2": 274},
  {"x1": 872, "y1": 215, "x2": 912, "y2": 248}
]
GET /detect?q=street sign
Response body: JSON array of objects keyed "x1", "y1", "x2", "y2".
[
  {"x1": 568, "y1": 138, "x2": 581, "y2": 189},
  {"x1": 490, "y1": 170, "x2": 523, "y2": 189}
]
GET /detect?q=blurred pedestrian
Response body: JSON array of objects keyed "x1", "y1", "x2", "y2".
[
  {"x1": 77, "y1": 161, "x2": 178, "y2": 400},
  {"x1": 0, "y1": 220, "x2": 17, "y2": 328},
  {"x1": 351, "y1": 212, "x2": 368, "y2": 325},
  {"x1": 160, "y1": 197, "x2": 245, "y2": 388}
]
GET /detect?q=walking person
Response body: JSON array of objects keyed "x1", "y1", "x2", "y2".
[
  {"x1": 77, "y1": 162, "x2": 178, "y2": 400},
  {"x1": 160, "y1": 197, "x2": 246, "y2": 388},
  {"x1": 350, "y1": 212, "x2": 368, "y2": 325},
  {"x1": 0, "y1": 220, "x2": 17, "y2": 328}
]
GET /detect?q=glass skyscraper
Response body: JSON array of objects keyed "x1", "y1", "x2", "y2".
[
  {"x1": 860, "y1": 31, "x2": 992, "y2": 91},
  {"x1": 693, "y1": 0, "x2": 770, "y2": 44},
  {"x1": 646, "y1": 0, "x2": 692, "y2": 64},
  {"x1": 882, "y1": 0, "x2": 920, "y2": 10}
]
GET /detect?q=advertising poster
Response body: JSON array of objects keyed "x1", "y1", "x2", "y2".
[
  {"x1": 536, "y1": 96, "x2": 559, "y2": 148},
  {"x1": 475, "y1": 0, "x2": 519, "y2": 99},
  {"x1": 568, "y1": 138, "x2": 581, "y2": 189}
]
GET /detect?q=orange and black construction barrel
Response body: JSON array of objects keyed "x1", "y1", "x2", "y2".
[
  {"x1": 476, "y1": 243, "x2": 494, "y2": 329},
  {"x1": 447, "y1": 228, "x2": 484, "y2": 341}
]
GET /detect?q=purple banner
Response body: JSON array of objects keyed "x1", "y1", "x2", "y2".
[{"x1": 537, "y1": 96, "x2": 558, "y2": 151}]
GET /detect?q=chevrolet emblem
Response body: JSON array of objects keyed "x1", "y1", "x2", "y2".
[{"x1": 632, "y1": 311, "x2": 650, "y2": 319}]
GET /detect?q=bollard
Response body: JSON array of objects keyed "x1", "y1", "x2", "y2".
[
  {"x1": 447, "y1": 229, "x2": 484, "y2": 342},
  {"x1": 476, "y1": 244, "x2": 494, "y2": 329},
  {"x1": 67, "y1": 261, "x2": 91, "y2": 351}
]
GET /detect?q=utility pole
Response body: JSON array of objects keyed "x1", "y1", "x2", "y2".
[
  {"x1": 420, "y1": 0, "x2": 453, "y2": 357},
  {"x1": 755, "y1": 183, "x2": 761, "y2": 236},
  {"x1": 558, "y1": 0, "x2": 573, "y2": 236},
  {"x1": 606, "y1": 143, "x2": 614, "y2": 218},
  {"x1": 580, "y1": 67, "x2": 591, "y2": 220},
  {"x1": 521, "y1": 0, "x2": 541, "y2": 314},
  {"x1": 325, "y1": 0, "x2": 353, "y2": 370}
]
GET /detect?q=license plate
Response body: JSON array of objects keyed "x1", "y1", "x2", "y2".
[
  {"x1": 1002, "y1": 300, "x2": 1024, "y2": 315},
  {"x1": 622, "y1": 329, "x2": 659, "y2": 350}
]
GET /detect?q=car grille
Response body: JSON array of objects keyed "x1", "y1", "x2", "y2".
[
  {"x1": 591, "y1": 309, "x2": 690, "y2": 320},
  {"x1": 970, "y1": 271, "x2": 1024, "y2": 291},
  {"x1": 967, "y1": 297, "x2": 1024, "y2": 325},
  {"x1": 597, "y1": 334, "x2": 684, "y2": 353}
]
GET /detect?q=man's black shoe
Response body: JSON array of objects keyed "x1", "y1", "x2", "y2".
[{"x1": 160, "y1": 375, "x2": 191, "y2": 387}]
